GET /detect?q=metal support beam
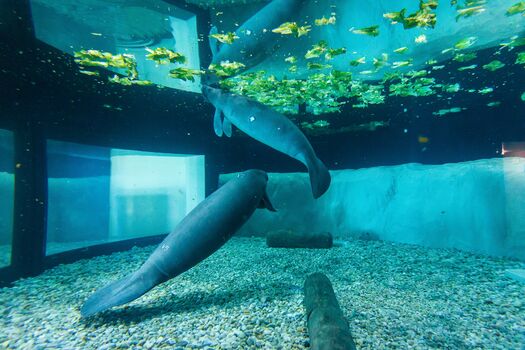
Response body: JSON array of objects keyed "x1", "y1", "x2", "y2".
[{"x1": 11, "y1": 120, "x2": 48, "y2": 279}]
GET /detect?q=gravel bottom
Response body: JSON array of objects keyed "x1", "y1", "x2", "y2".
[{"x1": 1, "y1": 237, "x2": 524, "y2": 349}]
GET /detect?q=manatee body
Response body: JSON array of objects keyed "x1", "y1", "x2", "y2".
[
  {"x1": 81, "y1": 169, "x2": 275, "y2": 317},
  {"x1": 202, "y1": 85, "x2": 331, "y2": 199},
  {"x1": 209, "y1": 0, "x2": 307, "y2": 72}
]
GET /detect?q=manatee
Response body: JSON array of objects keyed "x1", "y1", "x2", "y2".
[
  {"x1": 81, "y1": 169, "x2": 275, "y2": 317},
  {"x1": 201, "y1": 85, "x2": 331, "y2": 199},
  {"x1": 209, "y1": 0, "x2": 307, "y2": 74}
]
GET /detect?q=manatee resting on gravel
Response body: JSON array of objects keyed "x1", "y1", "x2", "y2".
[{"x1": 81, "y1": 169, "x2": 275, "y2": 317}]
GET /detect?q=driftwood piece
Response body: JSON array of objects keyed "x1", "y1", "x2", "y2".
[{"x1": 304, "y1": 273, "x2": 356, "y2": 350}]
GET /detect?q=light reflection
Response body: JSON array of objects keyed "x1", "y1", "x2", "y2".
[{"x1": 502, "y1": 142, "x2": 525, "y2": 157}]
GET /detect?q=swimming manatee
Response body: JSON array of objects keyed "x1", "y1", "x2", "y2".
[
  {"x1": 80, "y1": 169, "x2": 276, "y2": 318},
  {"x1": 209, "y1": 0, "x2": 307, "y2": 74},
  {"x1": 202, "y1": 85, "x2": 331, "y2": 199}
]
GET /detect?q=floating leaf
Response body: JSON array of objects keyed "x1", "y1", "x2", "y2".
[
  {"x1": 305, "y1": 41, "x2": 328, "y2": 59},
  {"x1": 79, "y1": 70, "x2": 100, "y2": 76},
  {"x1": 325, "y1": 47, "x2": 347, "y2": 60},
  {"x1": 349, "y1": 57, "x2": 366, "y2": 66},
  {"x1": 454, "y1": 36, "x2": 477, "y2": 50},
  {"x1": 285, "y1": 56, "x2": 297, "y2": 64},
  {"x1": 208, "y1": 61, "x2": 246, "y2": 77},
  {"x1": 482, "y1": 60, "x2": 505, "y2": 71},
  {"x1": 442, "y1": 83, "x2": 461, "y2": 93},
  {"x1": 384, "y1": 1, "x2": 438, "y2": 29},
  {"x1": 301, "y1": 120, "x2": 330, "y2": 130},
  {"x1": 457, "y1": 64, "x2": 477, "y2": 71},
  {"x1": 453, "y1": 52, "x2": 477, "y2": 62},
  {"x1": 506, "y1": 1, "x2": 525, "y2": 16},
  {"x1": 478, "y1": 87, "x2": 494, "y2": 94},
  {"x1": 373, "y1": 53, "x2": 389, "y2": 69},
  {"x1": 315, "y1": 16, "x2": 336, "y2": 26},
  {"x1": 392, "y1": 59, "x2": 413, "y2": 68},
  {"x1": 351, "y1": 25, "x2": 380, "y2": 37},
  {"x1": 456, "y1": 5, "x2": 485, "y2": 21},
  {"x1": 108, "y1": 75, "x2": 153, "y2": 86},
  {"x1": 74, "y1": 49, "x2": 138, "y2": 81},
  {"x1": 506, "y1": 37, "x2": 525, "y2": 48},
  {"x1": 516, "y1": 52, "x2": 525, "y2": 64},
  {"x1": 307, "y1": 62, "x2": 332, "y2": 70},
  {"x1": 394, "y1": 47, "x2": 409, "y2": 54},
  {"x1": 210, "y1": 32, "x2": 239, "y2": 44},
  {"x1": 168, "y1": 67, "x2": 204, "y2": 81},
  {"x1": 432, "y1": 107, "x2": 464, "y2": 116},
  {"x1": 403, "y1": 8, "x2": 437, "y2": 28},
  {"x1": 383, "y1": 9, "x2": 407, "y2": 24},
  {"x1": 145, "y1": 47, "x2": 186, "y2": 64},
  {"x1": 415, "y1": 34, "x2": 428, "y2": 44},
  {"x1": 272, "y1": 22, "x2": 311, "y2": 37}
]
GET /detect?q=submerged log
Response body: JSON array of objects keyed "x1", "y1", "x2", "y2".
[
  {"x1": 266, "y1": 230, "x2": 333, "y2": 248},
  {"x1": 304, "y1": 273, "x2": 356, "y2": 350}
]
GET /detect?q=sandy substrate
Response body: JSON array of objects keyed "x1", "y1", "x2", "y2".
[{"x1": 1, "y1": 237, "x2": 524, "y2": 349}]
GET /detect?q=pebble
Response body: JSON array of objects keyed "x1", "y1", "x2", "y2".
[{"x1": 0, "y1": 237, "x2": 524, "y2": 349}]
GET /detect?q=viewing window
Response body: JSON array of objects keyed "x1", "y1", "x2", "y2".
[
  {"x1": 0, "y1": 129, "x2": 14, "y2": 268},
  {"x1": 46, "y1": 140, "x2": 204, "y2": 255}
]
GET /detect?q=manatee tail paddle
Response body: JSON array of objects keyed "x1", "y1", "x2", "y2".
[
  {"x1": 80, "y1": 271, "x2": 155, "y2": 317},
  {"x1": 307, "y1": 156, "x2": 331, "y2": 199}
]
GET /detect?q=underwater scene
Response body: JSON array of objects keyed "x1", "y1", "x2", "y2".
[{"x1": 0, "y1": 0, "x2": 525, "y2": 349}]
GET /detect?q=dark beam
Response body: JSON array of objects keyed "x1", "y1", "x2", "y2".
[
  {"x1": 0, "y1": 0, "x2": 35, "y2": 46},
  {"x1": 11, "y1": 120, "x2": 48, "y2": 279},
  {"x1": 195, "y1": 5, "x2": 213, "y2": 71}
]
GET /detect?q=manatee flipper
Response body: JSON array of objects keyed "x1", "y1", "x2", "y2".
[
  {"x1": 209, "y1": 26, "x2": 220, "y2": 59},
  {"x1": 258, "y1": 189, "x2": 277, "y2": 211},
  {"x1": 80, "y1": 270, "x2": 157, "y2": 317},
  {"x1": 307, "y1": 156, "x2": 331, "y2": 199},
  {"x1": 213, "y1": 108, "x2": 224, "y2": 137},
  {"x1": 223, "y1": 117, "x2": 233, "y2": 137}
]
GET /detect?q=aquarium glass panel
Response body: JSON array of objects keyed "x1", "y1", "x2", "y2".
[
  {"x1": 46, "y1": 140, "x2": 112, "y2": 255},
  {"x1": 0, "y1": 129, "x2": 14, "y2": 268},
  {"x1": 108, "y1": 149, "x2": 205, "y2": 241},
  {"x1": 29, "y1": 0, "x2": 201, "y2": 92},
  {"x1": 46, "y1": 141, "x2": 205, "y2": 255}
]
